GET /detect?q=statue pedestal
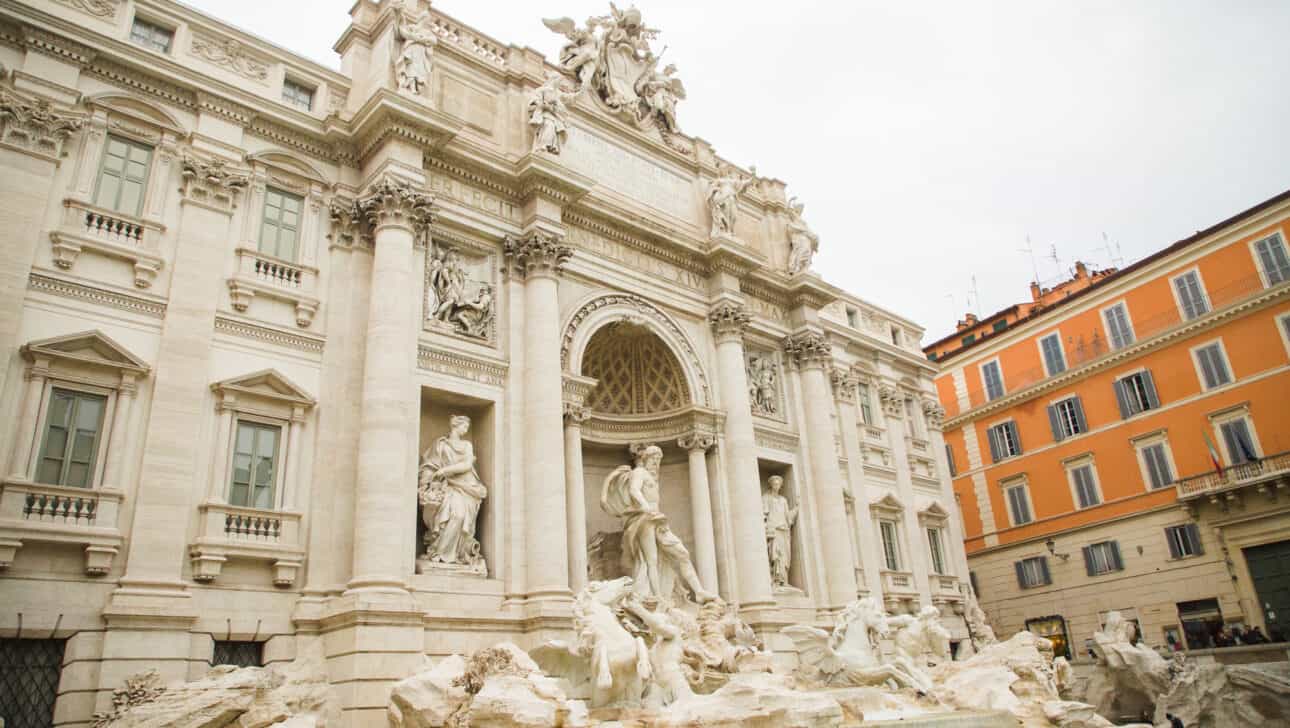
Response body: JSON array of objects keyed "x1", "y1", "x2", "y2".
[{"x1": 416, "y1": 555, "x2": 487, "y2": 577}]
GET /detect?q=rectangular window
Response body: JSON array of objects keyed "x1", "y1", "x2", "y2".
[
  {"x1": 93, "y1": 135, "x2": 152, "y2": 216},
  {"x1": 1070, "y1": 464, "x2": 1101, "y2": 508},
  {"x1": 36, "y1": 389, "x2": 107, "y2": 488},
  {"x1": 1040, "y1": 333, "x2": 1066, "y2": 376},
  {"x1": 879, "y1": 520, "x2": 901, "y2": 571},
  {"x1": 259, "y1": 188, "x2": 303, "y2": 261},
  {"x1": 846, "y1": 307, "x2": 859, "y2": 328},
  {"x1": 130, "y1": 17, "x2": 173, "y2": 53},
  {"x1": 1114, "y1": 370, "x2": 1160, "y2": 418},
  {"x1": 1005, "y1": 483, "x2": 1033, "y2": 526},
  {"x1": 229, "y1": 421, "x2": 281, "y2": 509},
  {"x1": 993, "y1": 320, "x2": 1008, "y2": 333},
  {"x1": 1141, "y1": 443, "x2": 1174, "y2": 489},
  {"x1": 1047, "y1": 396, "x2": 1087, "y2": 441},
  {"x1": 987, "y1": 421, "x2": 1022, "y2": 462},
  {"x1": 1194, "y1": 342, "x2": 1231, "y2": 389},
  {"x1": 927, "y1": 527, "x2": 946, "y2": 574},
  {"x1": 903, "y1": 398, "x2": 919, "y2": 439},
  {"x1": 890, "y1": 327, "x2": 902, "y2": 347},
  {"x1": 212, "y1": 640, "x2": 264, "y2": 668},
  {"x1": 981, "y1": 360, "x2": 1005, "y2": 401},
  {"x1": 945, "y1": 443, "x2": 957, "y2": 477},
  {"x1": 1103, "y1": 302, "x2": 1135, "y2": 349},
  {"x1": 1165, "y1": 524, "x2": 1203, "y2": 559},
  {"x1": 1082, "y1": 540, "x2": 1124, "y2": 576},
  {"x1": 282, "y1": 79, "x2": 315, "y2": 111},
  {"x1": 1015, "y1": 555, "x2": 1051, "y2": 589},
  {"x1": 961, "y1": 333, "x2": 976, "y2": 347},
  {"x1": 858, "y1": 384, "x2": 873, "y2": 425},
  {"x1": 1219, "y1": 419, "x2": 1258, "y2": 465},
  {"x1": 1254, "y1": 232, "x2": 1290, "y2": 286},
  {"x1": 1173, "y1": 270, "x2": 1210, "y2": 320}
]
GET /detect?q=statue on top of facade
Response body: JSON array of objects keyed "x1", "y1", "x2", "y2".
[
  {"x1": 761, "y1": 475, "x2": 797, "y2": 588},
  {"x1": 601, "y1": 444, "x2": 716, "y2": 605},
  {"x1": 418, "y1": 415, "x2": 487, "y2": 574},
  {"x1": 394, "y1": 1, "x2": 437, "y2": 96},
  {"x1": 705, "y1": 164, "x2": 756, "y2": 240},
  {"x1": 786, "y1": 196, "x2": 819, "y2": 275},
  {"x1": 527, "y1": 72, "x2": 579, "y2": 155},
  {"x1": 635, "y1": 60, "x2": 685, "y2": 136}
]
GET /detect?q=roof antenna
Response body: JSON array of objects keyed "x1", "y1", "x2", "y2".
[
  {"x1": 969, "y1": 274, "x2": 982, "y2": 316},
  {"x1": 1048, "y1": 243, "x2": 1063, "y2": 279},
  {"x1": 1100, "y1": 232, "x2": 1124, "y2": 269},
  {"x1": 1019, "y1": 234, "x2": 1041, "y2": 285}
]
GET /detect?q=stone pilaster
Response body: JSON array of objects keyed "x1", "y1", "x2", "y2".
[
  {"x1": 707, "y1": 301, "x2": 775, "y2": 611},
  {"x1": 878, "y1": 382, "x2": 933, "y2": 609},
  {"x1": 784, "y1": 331, "x2": 858, "y2": 610},
  {"x1": 506, "y1": 232, "x2": 574, "y2": 604},
  {"x1": 923, "y1": 398, "x2": 970, "y2": 579},
  {"x1": 678, "y1": 433, "x2": 719, "y2": 594},
  {"x1": 563, "y1": 401, "x2": 591, "y2": 592},
  {"x1": 832, "y1": 368, "x2": 884, "y2": 598}
]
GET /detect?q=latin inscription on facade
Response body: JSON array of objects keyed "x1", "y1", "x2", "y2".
[
  {"x1": 561, "y1": 127, "x2": 693, "y2": 221},
  {"x1": 568, "y1": 227, "x2": 705, "y2": 291},
  {"x1": 427, "y1": 171, "x2": 520, "y2": 223}
]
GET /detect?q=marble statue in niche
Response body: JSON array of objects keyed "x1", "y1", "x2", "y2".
[
  {"x1": 761, "y1": 475, "x2": 797, "y2": 589},
  {"x1": 705, "y1": 163, "x2": 756, "y2": 239},
  {"x1": 601, "y1": 444, "x2": 716, "y2": 605},
  {"x1": 394, "y1": 1, "x2": 437, "y2": 96},
  {"x1": 786, "y1": 196, "x2": 819, "y2": 275},
  {"x1": 418, "y1": 414, "x2": 487, "y2": 574},
  {"x1": 746, "y1": 352, "x2": 778, "y2": 417},
  {"x1": 426, "y1": 245, "x2": 493, "y2": 340},
  {"x1": 527, "y1": 72, "x2": 578, "y2": 154}
]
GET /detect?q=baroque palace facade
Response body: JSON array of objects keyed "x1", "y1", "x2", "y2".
[
  {"x1": 928, "y1": 190, "x2": 1290, "y2": 662},
  {"x1": 0, "y1": 0, "x2": 970, "y2": 725}
]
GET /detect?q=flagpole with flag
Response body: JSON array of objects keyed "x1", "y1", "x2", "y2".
[{"x1": 1202, "y1": 430, "x2": 1225, "y2": 478}]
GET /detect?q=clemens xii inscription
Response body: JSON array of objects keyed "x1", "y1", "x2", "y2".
[{"x1": 561, "y1": 126, "x2": 693, "y2": 221}]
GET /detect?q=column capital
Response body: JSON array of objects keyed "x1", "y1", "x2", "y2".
[
  {"x1": 878, "y1": 382, "x2": 904, "y2": 418},
  {"x1": 678, "y1": 433, "x2": 716, "y2": 453},
  {"x1": 562, "y1": 402, "x2": 592, "y2": 425},
  {"x1": 0, "y1": 90, "x2": 83, "y2": 161},
  {"x1": 503, "y1": 231, "x2": 573, "y2": 280},
  {"x1": 179, "y1": 153, "x2": 250, "y2": 212},
  {"x1": 921, "y1": 399, "x2": 946, "y2": 430},
  {"x1": 830, "y1": 367, "x2": 857, "y2": 403},
  {"x1": 356, "y1": 174, "x2": 435, "y2": 236},
  {"x1": 783, "y1": 330, "x2": 831, "y2": 370},
  {"x1": 707, "y1": 301, "x2": 751, "y2": 341}
]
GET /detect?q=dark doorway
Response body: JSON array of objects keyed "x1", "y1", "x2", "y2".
[
  {"x1": 0, "y1": 638, "x2": 65, "y2": 728},
  {"x1": 1244, "y1": 539, "x2": 1290, "y2": 642}
]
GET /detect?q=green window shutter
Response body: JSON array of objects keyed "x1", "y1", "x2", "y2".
[
  {"x1": 1047, "y1": 404, "x2": 1064, "y2": 442},
  {"x1": 1039, "y1": 556, "x2": 1051, "y2": 585},
  {"x1": 1165, "y1": 528, "x2": 1182, "y2": 559},
  {"x1": 1015, "y1": 561, "x2": 1027, "y2": 589},
  {"x1": 1141, "y1": 370, "x2": 1160, "y2": 409},
  {"x1": 987, "y1": 425, "x2": 1002, "y2": 463},
  {"x1": 1186, "y1": 524, "x2": 1203, "y2": 555},
  {"x1": 1007, "y1": 422, "x2": 1023, "y2": 455},
  {"x1": 1113, "y1": 378, "x2": 1132, "y2": 419},
  {"x1": 1109, "y1": 541, "x2": 1124, "y2": 571},
  {"x1": 1072, "y1": 397, "x2": 1088, "y2": 434},
  {"x1": 1082, "y1": 546, "x2": 1094, "y2": 576}
]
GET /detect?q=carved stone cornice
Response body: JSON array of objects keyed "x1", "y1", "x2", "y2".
[
  {"x1": 0, "y1": 91, "x2": 82, "y2": 161},
  {"x1": 783, "y1": 331, "x2": 831, "y2": 370},
  {"x1": 503, "y1": 232, "x2": 572, "y2": 280},
  {"x1": 514, "y1": 152, "x2": 594, "y2": 205},
  {"x1": 356, "y1": 175, "x2": 435, "y2": 238},
  {"x1": 677, "y1": 433, "x2": 715, "y2": 453},
  {"x1": 922, "y1": 399, "x2": 946, "y2": 431},
  {"x1": 562, "y1": 372, "x2": 598, "y2": 410},
  {"x1": 23, "y1": 25, "x2": 97, "y2": 66},
  {"x1": 179, "y1": 153, "x2": 249, "y2": 212},
  {"x1": 878, "y1": 383, "x2": 903, "y2": 418},
  {"x1": 707, "y1": 301, "x2": 751, "y2": 342},
  {"x1": 703, "y1": 235, "x2": 766, "y2": 278},
  {"x1": 196, "y1": 91, "x2": 257, "y2": 127},
  {"x1": 830, "y1": 368, "x2": 857, "y2": 403}
]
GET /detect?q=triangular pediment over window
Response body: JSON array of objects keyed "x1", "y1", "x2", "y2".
[
  {"x1": 21, "y1": 330, "x2": 150, "y2": 374},
  {"x1": 918, "y1": 501, "x2": 950, "y2": 519},
  {"x1": 212, "y1": 369, "x2": 316, "y2": 408},
  {"x1": 869, "y1": 492, "x2": 904, "y2": 516}
]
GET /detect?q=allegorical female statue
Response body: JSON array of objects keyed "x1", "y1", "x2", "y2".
[
  {"x1": 762, "y1": 475, "x2": 797, "y2": 588},
  {"x1": 528, "y1": 72, "x2": 578, "y2": 154},
  {"x1": 705, "y1": 164, "x2": 756, "y2": 239},
  {"x1": 394, "y1": 1, "x2": 436, "y2": 96},
  {"x1": 418, "y1": 415, "x2": 487, "y2": 573}
]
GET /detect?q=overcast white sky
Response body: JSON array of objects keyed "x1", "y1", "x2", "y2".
[{"x1": 185, "y1": 0, "x2": 1290, "y2": 343}]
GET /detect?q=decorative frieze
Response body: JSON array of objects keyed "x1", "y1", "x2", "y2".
[
  {"x1": 180, "y1": 154, "x2": 249, "y2": 212},
  {"x1": 213, "y1": 315, "x2": 325, "y2": 355},
  {"x1": 190, "y1": 34, "x2": 270, "y2": 83},
  {"x1": 754, "y1": 425, "x2": 799, "y2": 452},
  {"x1": 707, "y1": 301, "x2": 750, "y2": 341},
  {"x1": 502, "y1": 231, "x2": 572, "y2": 279},
  {"x1": 51, "y1": 0, "x2": 119, "y2": 19},
  {"x1": 356, "y1": 175, "x2": 435, "y2": 237},
  {"x1": 416, "y1": 345, "x2": 507, "y2": 387},
  {"x1": 783, "y1": 331, "x2": 831, "y2": 369},
  {"x1": 28, "y1": 272, "x2": 166, "y2": 318},
  {"x1": 0, "y1": 91, "x2": 82, "y2": 160}
]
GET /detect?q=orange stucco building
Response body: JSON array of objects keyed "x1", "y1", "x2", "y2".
[{"x1": 926, "y1": 190, "x2": 1290, "y2": 660}]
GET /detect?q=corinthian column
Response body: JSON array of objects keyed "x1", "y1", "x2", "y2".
[
  {"x1": 563, "y1": 403, "x2": 591, "y2": 591},
  {"x1": 708, "y1": 302, "x2": 775, "y2": 610},
  {"x1": 785, "y1": 331, "x2": 858, "y2": 610},
  {"x1": 506, "y1": 233, "x2": 573, "y2": 602},
  {"x1": 349, "y1": 176, "x2": 433, "y2": 592},
  {"x1": 678, "y1": 433, "x2": 719, "y2": 593}
]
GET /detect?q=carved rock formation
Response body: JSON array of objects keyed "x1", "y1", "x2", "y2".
[{"x1": 1152, "y1": 662, "x2": 1290, "y2": 728}]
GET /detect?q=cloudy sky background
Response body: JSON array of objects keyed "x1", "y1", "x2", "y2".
[{"x1": 186, "y1": 0, "x2": 1290, "y2": 344}]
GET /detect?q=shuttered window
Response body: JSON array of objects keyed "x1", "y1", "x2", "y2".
[
  {"x1": 927, "y1": 528, "x2": 946, "y2": 574},
  {"x1": 1082, "y1": 541, "x2": 1123, "y2": 576},
  {"x1": 1005, "y1": 484, "x2": 1033, "y2": 526},
  {"x1": 229, "y1": 421, "x2": 281, "y2": 509},
  {"x1": 1103, "y1": 303, "x2": 1135, "y2": 349},
  {"x1": 1114, "y1": 370, "x2": 1160, "y2": 418},
  {"x1": 987, "y1": 421, "x2": 1022, "y2": 462},
  {"x1": 1015, "y1": 556, "x2": 1050, "y2": 589},
  {"x1": 1070, "y1": 464, "x2": 1100, "y2": 508},
  {"x1": 1254, "y1": 233, "x2": 1290, "y2": 286},
  {"x1": 1194, "y1": 343, "x2": 1231, "y2": 389},
  {"x1": 1220, "y1": 419, "x2": 1258, "y2": 465},
  {"x1": 36, "y1": 389, "x2": 107, "y2": 488},
  {"x1": 981, "y1": 361, "x2": 1005, "y2": 401},
  {"x1": 1165, "y1": 524, "x2": 1203, "y2": 559},
  {"x1": 93, "y1": 135, "x2": 152, "y2": 216},
  {"x1": 1173, "y1": 271, "x2": 1209, "y2": 320},
  {"x1": 1047, "y1": 396, "x2": 1087, "y2": 441},
  {"x1": 879, "y1": 520, "x2": 901, "y2": 571},
  {"x1": 1141, "y1": 443, "x2": 1174, "y2": 489},
  {"x1": 1040, "y1": 334, "x2": 1066, "y2": 375},
  {"x1": 945, "y1": 444, "x2": 957, "y2": 477},
  {"x1": 259, "y1": 188, "x2": 303, "y2": 261}
]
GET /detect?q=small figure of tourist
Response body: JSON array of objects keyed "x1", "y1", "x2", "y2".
[
  {"x1": 1245, "y1": 626, "x2": 1269, "y2": 644},
  {"x1": 1165, "y1": 712, "x2": 1185, "y2": 728}
]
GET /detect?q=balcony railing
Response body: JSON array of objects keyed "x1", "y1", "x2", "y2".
[
  {"x1": 1176, "y1": 450, "x2": 1290, "y2": 501},
  {"x1": 0, "y1": 480, "x2": 125, "y2": 575},
  {"x1": 189, "y1": 501, "x2": 304, "y2": 586},
  {"x1": 49, "y1": 199, "x2": 165, "y2": 288},
  {"x1": 930, "y1": 574, "x2": 963, "y2": 602},
  {"x1": 953, "y1": 273, "x2": 1284, "y2": 416},
  {"x1": 227, "y1": 248, "x2": 320, "y2": 328},
  {"x1": 881, "y1": 569, "x2": 918, "y2": 595}
]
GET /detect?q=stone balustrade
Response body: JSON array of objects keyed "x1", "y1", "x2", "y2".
[
  {"x1": 49, "y1": 198, "x2": 165, "y2": 288},
  {"x1": 0, "y1": 480, "x2": 125, "y2": 574},
  {"x1": 188, "y1": 501, "x2": 304, "y2": 586},
  {"x1": 227, "y1": 247, "x2": 321, "y2": 327}
]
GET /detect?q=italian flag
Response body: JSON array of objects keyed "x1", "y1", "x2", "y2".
[{"x1": 1202, "y1": 430, "x2": 1224, "y2": 477}]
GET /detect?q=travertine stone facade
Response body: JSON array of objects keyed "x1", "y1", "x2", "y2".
[{"x1": 0, "y1": 1, "x2": 969, "y2": 725}]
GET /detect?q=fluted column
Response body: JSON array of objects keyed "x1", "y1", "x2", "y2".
[
  {"x1": 563, "y1": 403, "x2": 591, "y2": 591},
  {"x1": 349, "y1": 176, "x2": 433, "y2": 592},
  {"x1": 8, "y1": 360, "x2": 49, "y2": 480},
  {"x1": 282, "y1": 407, "x2": 306, "y2": 510},
  {"x1": 786, "y1": 331, "x2": 858, "y2": 610},
  {"x1": 832, "y1": 369, "x2": 884, "y2": 598},
  {"x1": 99, "y1": 374, "x2": 137, "y2": 492},
  {"x1": 506, "y1": 233, "x2": 573, "y2": 601},
  {"x1": 708, "y1": 302, "x2": 774, "y2": 610},
  {"x1": 678, "y1": 433, "x2": 719, "y2": 593}
]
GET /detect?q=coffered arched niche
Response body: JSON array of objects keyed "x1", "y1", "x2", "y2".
[{"x1": 562, "y1": 293, "x2": 712, "y2": 410}]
